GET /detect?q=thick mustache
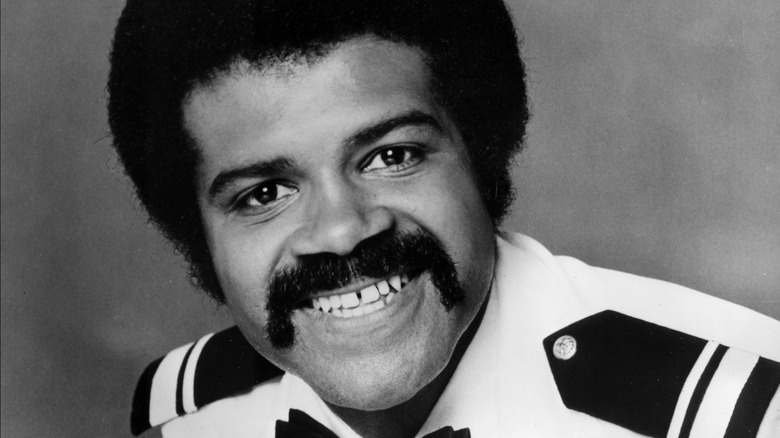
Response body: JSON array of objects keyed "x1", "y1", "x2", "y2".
[
  {"x1": 268, "y1": 229, "x2": 438, "y2": 309},
  {"x1": 264, "y1": 228, "x2": 459, "y2": 348}
]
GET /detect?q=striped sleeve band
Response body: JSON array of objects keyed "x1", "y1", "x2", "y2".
[
  {"x1": 130, "y1": 326, "x2": 283, "y2": 435},
  {"x1": 544, "y1": 310, "x2": 780, "y2": 438},
  {"x1": 669, "y1": 345, "x2": 780, "y2": 438}
]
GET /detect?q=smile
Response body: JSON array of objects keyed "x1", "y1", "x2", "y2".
[{"x1": 307, "y1": 273, "x2": 410, "y2": 318}]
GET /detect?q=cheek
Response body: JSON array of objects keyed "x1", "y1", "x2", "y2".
[
  {"x1": 209, "y1": 231, "x2": 256, "y2": 289},
  {"x1": 416, "y1": 167, "x2": 492, "y2": 241},
  {"x1": 203, "y1": 224, "x2": 278, "y2": 325},
  {"x1": 417, "y1": 168, "x2": 495, "y2": 284}
]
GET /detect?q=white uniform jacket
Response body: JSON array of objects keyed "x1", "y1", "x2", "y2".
[{"x1": 131, "y1": 232, "x2": 780, "y2": 437}]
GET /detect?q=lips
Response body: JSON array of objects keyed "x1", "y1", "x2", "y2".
[{"x1": 305, "y1": 273, "x2": 410, "y2": 318}]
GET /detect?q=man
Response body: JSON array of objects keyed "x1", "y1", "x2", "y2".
[{"x1": 108, "y1": 0, "x2": 780, "y2": 436}]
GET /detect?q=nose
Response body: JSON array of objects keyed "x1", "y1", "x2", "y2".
[{"x1": 290, "y1": 179, "x2": 394, "y2": 257}]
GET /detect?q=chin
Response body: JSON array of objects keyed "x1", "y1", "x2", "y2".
[
  {"x1": 313, "y1": 345, "x2": 451, "y2": 412},
  {"x1": 323, "y1": 375, "x2": 431, "y2": 411}
]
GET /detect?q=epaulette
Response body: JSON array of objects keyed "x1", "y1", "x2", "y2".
[
  {"x1": 544, "y1": 310, "x2": 780, "y2": 438},
  {"x1": 130, "y1": 326, "x2": 282, "y2": 436}
]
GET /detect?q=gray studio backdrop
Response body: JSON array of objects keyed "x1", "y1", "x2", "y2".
[{"x1": 2, "y1": 0, "x2": 778, "y2": 436}]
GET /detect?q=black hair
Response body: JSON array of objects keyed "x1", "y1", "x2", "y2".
[{"x1": 108, "y1": 0, "x2": 529, "y2": 303}]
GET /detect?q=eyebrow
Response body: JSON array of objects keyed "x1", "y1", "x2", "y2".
[
  {"x1": 208, "y1": 157, "x2": 294, "y2": 200},
  {"x1": 347, "y1": 110, "x2": 443, "y2": 148},
  {"x1": 206, "y1": 110, "x2": 443, "y2": 200}
]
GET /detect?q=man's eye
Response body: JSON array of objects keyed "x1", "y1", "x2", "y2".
[
  {"x1": 239, "y1": 182, "x2": 298, "y2": 209},
  {"x1": 362, "y1": 146, "x2": 422, "y2": 172}
]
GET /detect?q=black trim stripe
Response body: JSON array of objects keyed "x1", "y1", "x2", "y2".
[
  {"x1": 130, "y1": 327, "x2": 284, "y2": 436},
  {"x1": 175, "y1": 342, "x2": 197, "y2": 416},
  {"x1": 679, "y1": 344, "x2": 729, "y2": 438},
  {"x1": 543, "y1": 310, "x2": 709, "y2": 437},
  {"x1": 724, "y1": 357, "x2": 780, "y2": 438},
  {"x1": 193, "y1": 326, "x2": 283, "y2": 409},
  {"x1": 130, "y1": 357, "x2": 163, "y2": 436}
]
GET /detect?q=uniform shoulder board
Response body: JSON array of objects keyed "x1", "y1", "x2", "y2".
[
  {"x1": 130, "y1": 326, "x2": 282, "y2": 436},
  {"x1": 543, "y1": 310, "x2": 780, "y2": 438}
]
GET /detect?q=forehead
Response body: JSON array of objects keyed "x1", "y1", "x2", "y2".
[{"x1": 183, "y1": 38, "x2": 443, "y2": 179}]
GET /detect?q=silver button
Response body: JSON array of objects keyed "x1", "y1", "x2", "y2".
[{"x1": 553, "y1": 335, "x2": 577, "y2": 360}]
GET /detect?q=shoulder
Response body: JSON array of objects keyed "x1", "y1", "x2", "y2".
[
  {"x1": 130, "y1": 326, "x2": 283, "y2": 436},
  {"x1": 496, "y1": 232, "x2": 780, "y2": 437},
  {"x1": 497, "y1": 231, "x2": 780, "y2": 360},
  {"x1": 554, "y1": 253, "x2": 780, "y2": 361},
  {"x1": 543, "y1": 309, "x2": 780, "y2": 437}
]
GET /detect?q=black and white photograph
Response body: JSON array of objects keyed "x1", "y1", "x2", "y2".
[{"x1": 2, "y1": 0, "x2": 779, "y2": 436}]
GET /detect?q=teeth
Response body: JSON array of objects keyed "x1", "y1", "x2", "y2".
[
  {"x1": 389, "y1": 275, "x2": 401, "y2": 291},
  {"x1": 329, "y1": 295, "x2": 342, "y2": 310},
  {"x1": 329, "y1": 295, "x2": 393, "y2": 318},
  {"x1": 311, "y1": 273, "x2": 409, "y2": 317},
  {"x1": 363, "y1": 302, "x2": 377, "y2": 313},
  {"x1": 318, "y1": 297, "x2": 332, "y2": 312},
  {"x1": 341, "y1": 292, "x2": 360, "y2": 308},
  {"x1": 361, "y1": 285, "x2": 380, "y2": 303}
]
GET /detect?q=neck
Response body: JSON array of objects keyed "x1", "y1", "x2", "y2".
[{"x1": 326, "y1": 293, "x2": 489, "y2": 438}]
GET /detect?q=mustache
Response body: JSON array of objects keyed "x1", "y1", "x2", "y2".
[{"x1": 264, "y1": 228, "x2": 464, "y2": 348}]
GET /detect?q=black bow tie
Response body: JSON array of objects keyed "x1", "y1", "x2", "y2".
[{"x1": 276, "y1": 409, "x2": 471, "y2": 438}]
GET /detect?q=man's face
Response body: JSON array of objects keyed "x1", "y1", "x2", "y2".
[{"x1": 184, "y1": 37, "x2": 496, "y2": 410}]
